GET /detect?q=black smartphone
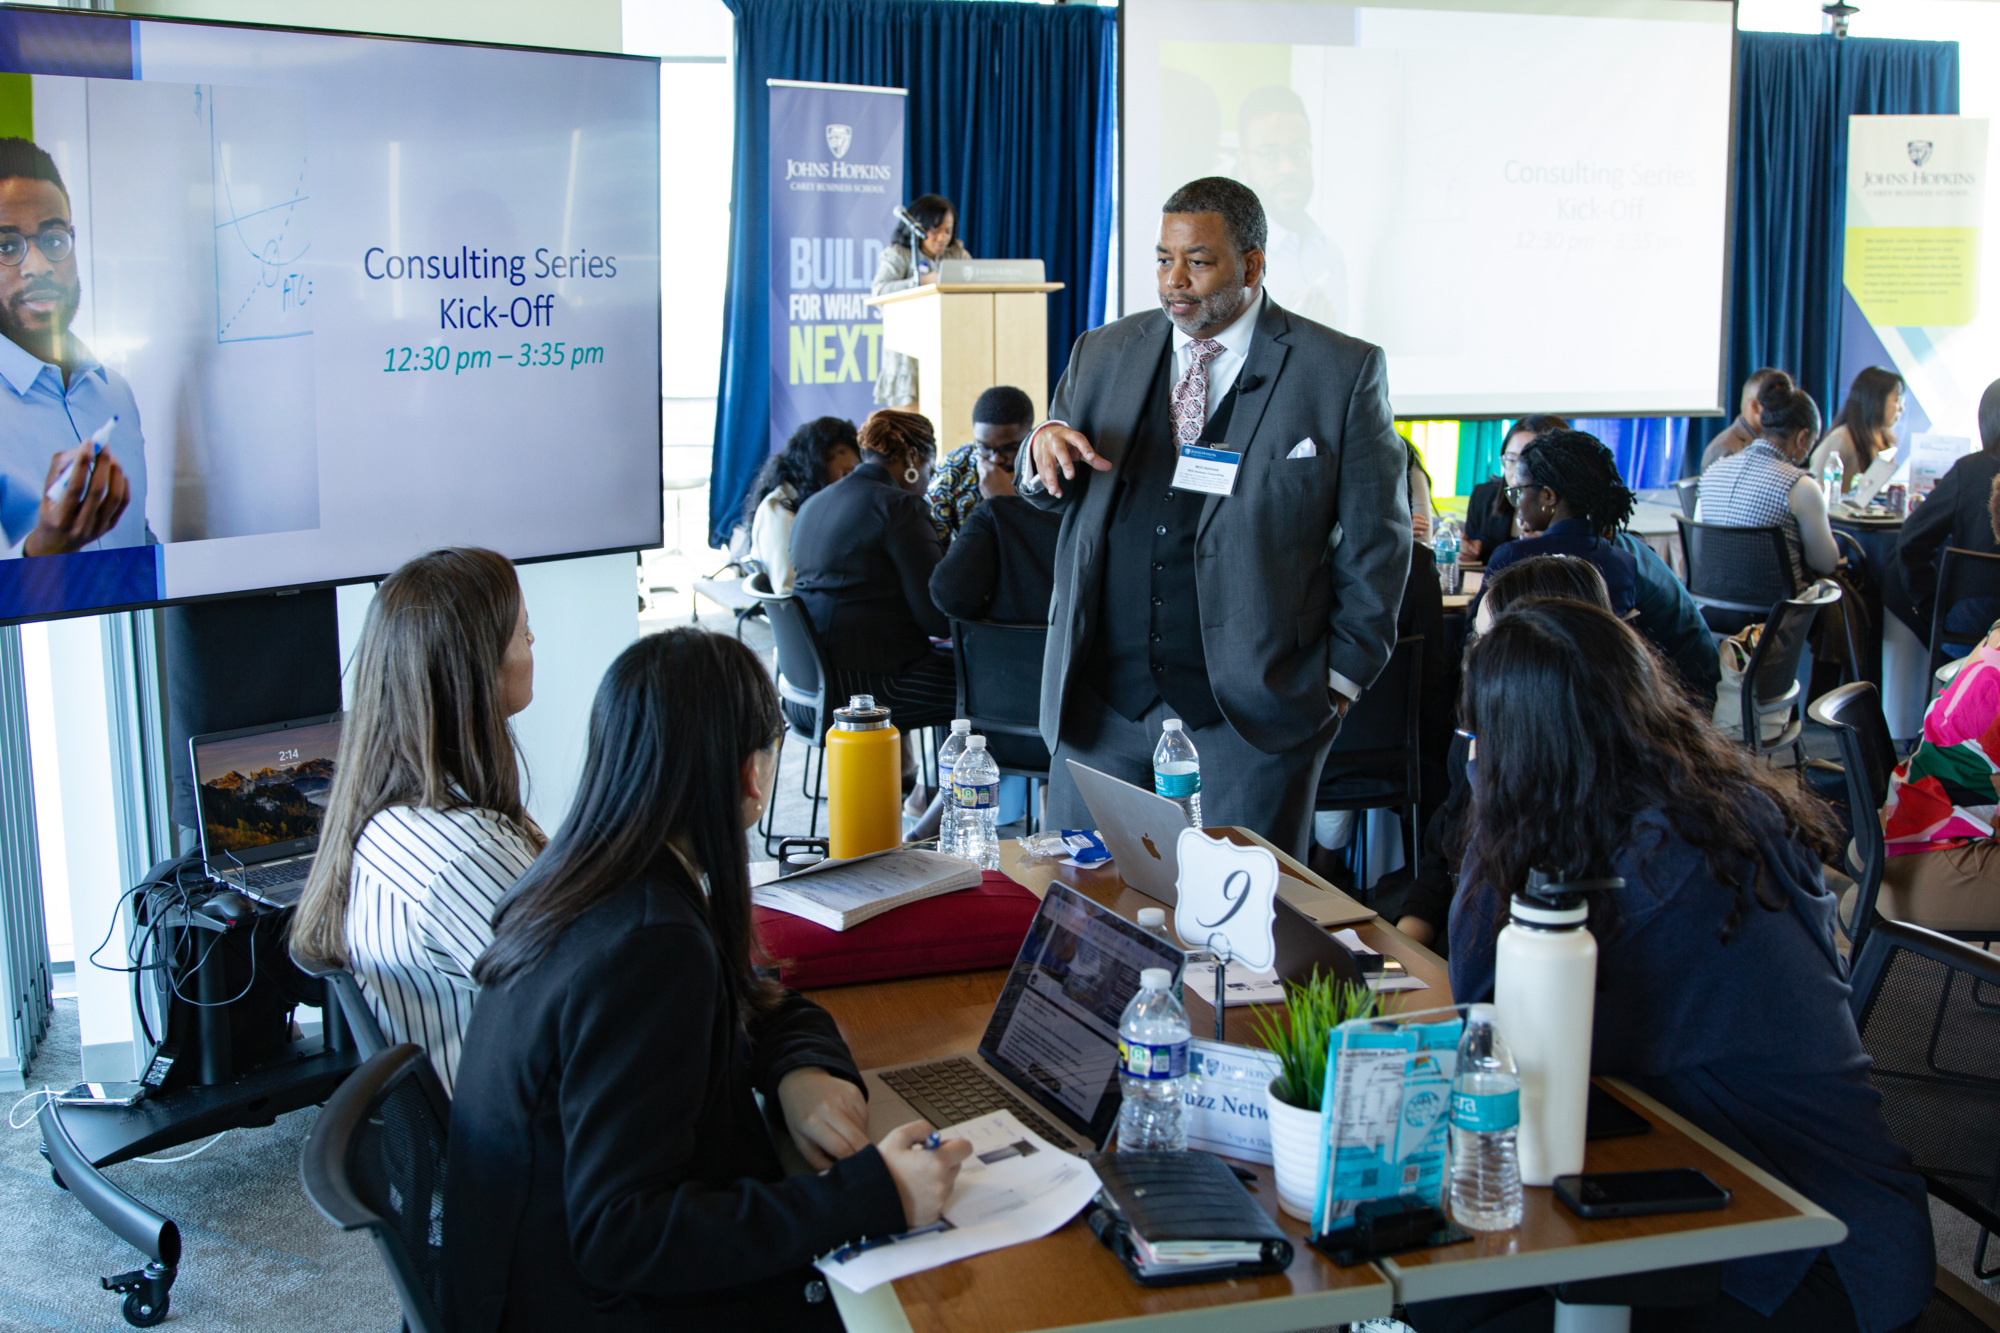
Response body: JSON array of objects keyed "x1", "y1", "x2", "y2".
[{"x1": 1553, "y1": 1169, "x2": 1731, "y2": 1219}]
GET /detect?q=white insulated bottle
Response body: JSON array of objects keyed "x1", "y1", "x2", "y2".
[{"x1": 1493, "y1": 869, "x2": 1619, "y2": 1187}]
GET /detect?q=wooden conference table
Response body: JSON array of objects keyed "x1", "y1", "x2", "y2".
[{"x1": 809, "y1": 830, "x2": 1844, "y2": 1333}]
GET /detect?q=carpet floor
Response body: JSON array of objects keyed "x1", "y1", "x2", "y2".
[{"x1": 1, "y1": 999, "x2": 398, "y2": 1333}]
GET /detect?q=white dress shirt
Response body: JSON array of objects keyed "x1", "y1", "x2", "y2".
[{"x1": 1170, "y1": 289, "x2": 1263, "y2": 418}]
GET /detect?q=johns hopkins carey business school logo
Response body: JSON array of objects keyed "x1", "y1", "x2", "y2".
[
  {"x1": 785, "y1": 121, "x2": 891, "y2": 182},
  {"x1": 1909, "y1": 139, "x2": 1935, "y2": 168}
]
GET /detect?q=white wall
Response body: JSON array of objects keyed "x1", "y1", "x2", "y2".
[
  {"x1": 43, "y1": 620, "x2": 141, "y2": 1081},
  {"x1": 334, "y1": 554, "x2": 641, "y2": 835}
]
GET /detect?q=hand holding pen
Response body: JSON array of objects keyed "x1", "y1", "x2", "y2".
[
  {"x1": 25, "y1": 417, "x2": 129, "y2": 557},
  {"x1": 877, "y1": 1120, "x2": 973, "y2": 1230}
]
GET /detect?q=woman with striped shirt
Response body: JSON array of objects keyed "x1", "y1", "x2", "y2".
[{"x1": 290, "y1": 547, "x2": 544, "y2": 1094}]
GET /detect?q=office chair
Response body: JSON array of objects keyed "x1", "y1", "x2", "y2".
[
  {"x1": 950, "y1": 619, "x2": 1053, "y2": 833},
  {"x1": 1314, "y1": 635, "x2": 1423, "y2": 900},
  {"x1": 748, "y1": 570, "x2": 834, "y2": 852},
  {"x1": 299, "y1": 1044, "x2": 451, "y2": 1333}
]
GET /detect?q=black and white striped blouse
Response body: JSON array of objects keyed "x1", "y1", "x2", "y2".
[{"x1": 344, "y1": 804, "x2": 536, "y2": 1094}]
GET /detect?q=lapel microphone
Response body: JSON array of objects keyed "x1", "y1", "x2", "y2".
[{"x1": 1238, "y1": 372, "x2": 1265, "y2": 392}]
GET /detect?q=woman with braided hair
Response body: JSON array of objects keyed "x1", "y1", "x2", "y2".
[
  {"x1": 1480, "y1": 428, "x2": 1640, "y2": 616},
  {"x1": 790, "y1": 409, "x2": 959, "y2": 768}
]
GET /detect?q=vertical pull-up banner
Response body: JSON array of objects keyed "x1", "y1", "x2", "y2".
[
  {"x1": 1841, "y1": 115, "x2": 1989, "y2": 454},
  {"x1": 767, "y1": 79, "x2": 905, "y2": 457}
]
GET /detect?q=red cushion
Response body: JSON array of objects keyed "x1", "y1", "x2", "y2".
[{"x1": 754, "y1": 870, "x2": 1039, "y2": 988}]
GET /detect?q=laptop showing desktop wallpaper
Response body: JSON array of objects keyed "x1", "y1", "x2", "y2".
[{"x1": 190, "y1": 713, "x2": 343, "y2": 868}]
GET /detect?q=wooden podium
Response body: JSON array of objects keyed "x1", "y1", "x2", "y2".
[{"x1": 865, "y1": 281, "x2": 1064, "y2": 455}]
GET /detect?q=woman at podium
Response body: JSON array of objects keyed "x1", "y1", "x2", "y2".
[{"x1": 872, "y1": 193, "x2": 969, "y2": 408}]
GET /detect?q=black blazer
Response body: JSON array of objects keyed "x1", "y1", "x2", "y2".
[
  {"x1": 442, "y1": 872, "x2": 905, "y2": 1332},
  {"x1": 929, "y1": 495, "x2": 1063, "y2": 625},
  {"x1": 791, "y1": 459, "x2": 949, "y2": 675},
  {"x1": 1896, "y1": 450, "x2": 2000, "y2": 629}
]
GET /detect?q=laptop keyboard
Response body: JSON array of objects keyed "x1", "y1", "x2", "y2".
[
  {"x1": 881, "y1": 1057, "x2": 1074, "y2": 1147},
  {"x1": 236, "y1": 857, "x2": 312, "y2": 890}
]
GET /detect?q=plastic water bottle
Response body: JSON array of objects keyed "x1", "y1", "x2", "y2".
[
  {"x1": 1448, "y1": 1004, "x2": 1523, "y2": 1231},
  {"x1": 951, "y1": 735, "x2": 1002, "y2": 870},
  {"x1": 1433, "y1": 520, "x2": 1462, "y2": 595},
  {"x1": 1822, "y1": 450, "x2": 1845, "y2": 505},
  {"x1": 1153, "y1": 719, "x2": 1203, "y2": 827},
  {"x1": 1117, "y1": 968, "x2": 1190, "y2": 1151},
  {"x1": 935, "y1": 719, "x2": 973, "y2": 858}
]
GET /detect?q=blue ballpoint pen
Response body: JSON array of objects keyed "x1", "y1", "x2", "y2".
[{"x1": 829, "y1": 1220, "x2": 950, "y2": 1265}]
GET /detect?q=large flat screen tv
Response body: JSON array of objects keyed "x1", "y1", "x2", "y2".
[{"x1": 0, "y1": 8, "x2": 661, "y2": 625}]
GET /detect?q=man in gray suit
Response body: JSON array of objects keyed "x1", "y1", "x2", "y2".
[{"x1": 1017, "y1": 177, "x2": 1410, "y2": 857}]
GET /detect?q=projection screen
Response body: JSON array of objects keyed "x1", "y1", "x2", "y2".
[{"x1": 1123, "y1": 0, "x2": 1738, "y2": 417}]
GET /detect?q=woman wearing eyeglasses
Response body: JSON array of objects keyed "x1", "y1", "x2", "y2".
[{"x1": 1478, "y1": 429, "x2": 1640, "y2": 616}]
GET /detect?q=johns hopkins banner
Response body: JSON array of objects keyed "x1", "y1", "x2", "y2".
[
  {"x1": 1841, "y1": 115, "x2": 1991, "y2": 463},
  {"x1": 767, "y1": 79, "x2": 906, "y2": 454}
]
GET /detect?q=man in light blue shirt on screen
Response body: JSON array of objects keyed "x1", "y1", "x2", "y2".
[{"x1": 0, "y1": 137, "x2": 142, "y2": 559}]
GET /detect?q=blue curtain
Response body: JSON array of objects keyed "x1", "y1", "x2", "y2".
[
  {"x1": 710, "y1": 0, "x2": 1117, "y2": 544},
  {"x1": 1681, "y1": 30, "x2": 1958, "y2": 473}
]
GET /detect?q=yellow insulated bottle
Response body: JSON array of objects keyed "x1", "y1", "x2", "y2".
[{"x1": 826, "y1": 694, "x2": 901, "y2": 860}]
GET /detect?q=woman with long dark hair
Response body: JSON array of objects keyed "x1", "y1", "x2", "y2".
[
  {"x1": 445, "y1": 629, "x2": 970, "y2": 1331},
  {"x1": 1812, "y1": 365, "x2": 1905, "y2": 489},
  {"x1": 290, "y1": 547, "x2": 542, "y2": 1094},
  {"x1": 1404, "y1": 601, "x2": 1932, "y2": 1333},
  {"x1": 872, "y1": 193, "x2": 969, "y2": 407},
  {"x1": 739, "y1": 416, "x2": 860, "y2": 593}
]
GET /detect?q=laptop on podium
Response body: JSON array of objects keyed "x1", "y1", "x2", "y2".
[{"x1": 188, "y1": 712, "x2": 343, "y2": 908}]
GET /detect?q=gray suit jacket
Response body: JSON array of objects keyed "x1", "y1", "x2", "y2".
[{"x1": 1018, "y1": 297, "x2": 1412, "y2": 756}]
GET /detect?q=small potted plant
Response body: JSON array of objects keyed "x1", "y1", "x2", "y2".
[{"x1": 1250, "y1": 974, "x2": 1377, "y2": 1221}]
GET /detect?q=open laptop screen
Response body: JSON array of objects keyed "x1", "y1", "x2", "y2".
[
  {"x1": 979, "y1": 884, "x2": 1186, "y2": 1146},
  {"x1": 191, "y1": 714, "x2": 343, "y2": 868}
]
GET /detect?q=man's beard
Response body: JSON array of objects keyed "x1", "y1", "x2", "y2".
[
  {"x1": 0, "y1": 280, "x2": 79, "y2": 358},
  {"x1": 1160, "y1": 284, "x2": 1249, "y2": 334}
]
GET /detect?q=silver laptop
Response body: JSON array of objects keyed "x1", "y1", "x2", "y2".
[
  {"x1": 1066, "y1": 758, "x2": 1196, "y2": 906},
  {"x1": 862, "y1": 883, "x2": 1185, "y2": 1151},
  {"x1": 189, "y1": 712, "x2": 343, "y2": 908}
]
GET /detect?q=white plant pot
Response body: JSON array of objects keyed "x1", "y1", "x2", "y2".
[{"x1": 1265, "y1": 1078, "x2": 1325, "y2": 1223}]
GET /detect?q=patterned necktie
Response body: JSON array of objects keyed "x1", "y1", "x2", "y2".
[{"x1": 1171, "y1": 339, "x2": 1224, "y2": 449}]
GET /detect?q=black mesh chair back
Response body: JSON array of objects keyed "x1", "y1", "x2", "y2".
[
  {"x1": 1316, "y1": 636, "x2": 1420, "y2": 810},
  {"x1": 288, "y1": 952, "x2": 390, "y2": 1059},
  {"x1": 748, "y1": 570, "x2": 831, "y2": 746},
  {"x1": 1805, "y1": 682, "x2": 1897, "y2": 954},
  {"x1": 1927, "y1": 547, "x2": 2000, "y2": 688},
  {"x1": 950, "y1": 619, "x2": 1053, "y2": 832},
  {"x1": 300, "y1": 1044, "x2": 450, "y2": 1333},
  {"x1": 1677, "y1": 517, "x2": 1800, "y2": 634},
  {"x1": 1850, "y1": 920, "x2": 2000, "y2": 1275},
  {"x1": 1673, "y1": 476, "x2": 1700, "y2": 520},
  {"x1": 1315, "y1": 637, "x2": 1423, "y2": 901},
  {"x1": 1735, "y1": 581, "x2": 1837, "y2": 766}
]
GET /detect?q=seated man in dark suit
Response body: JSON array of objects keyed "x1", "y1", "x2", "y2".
[
  {"x1": 1892, "y1": 377, "x2": 2000, "y2": 645},
  {"x1": 929, "y1": 441, "x2": 1062, "y2": 625}
]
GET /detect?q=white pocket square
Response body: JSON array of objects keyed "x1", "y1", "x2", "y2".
[{"x1": 1287, "y1": 438, "x2": 1318, "y2": 460}]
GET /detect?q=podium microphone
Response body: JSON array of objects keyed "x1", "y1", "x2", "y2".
[{"x1": 893, "y1": 204, "x2": 925, "y2": 233}]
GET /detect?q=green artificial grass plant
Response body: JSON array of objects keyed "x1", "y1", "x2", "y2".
[{"x1": 1250, "y1": 972, "x2": 1379, "y2": 1113}]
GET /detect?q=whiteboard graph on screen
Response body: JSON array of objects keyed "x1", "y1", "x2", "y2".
[{"x1": 204, "y1": 83, "x2": 313, "y2": 344}]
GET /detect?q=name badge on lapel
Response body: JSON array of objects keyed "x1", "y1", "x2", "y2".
[{"x1": 1172, "y1": 444, "x2": 1242, "y2": 497}]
